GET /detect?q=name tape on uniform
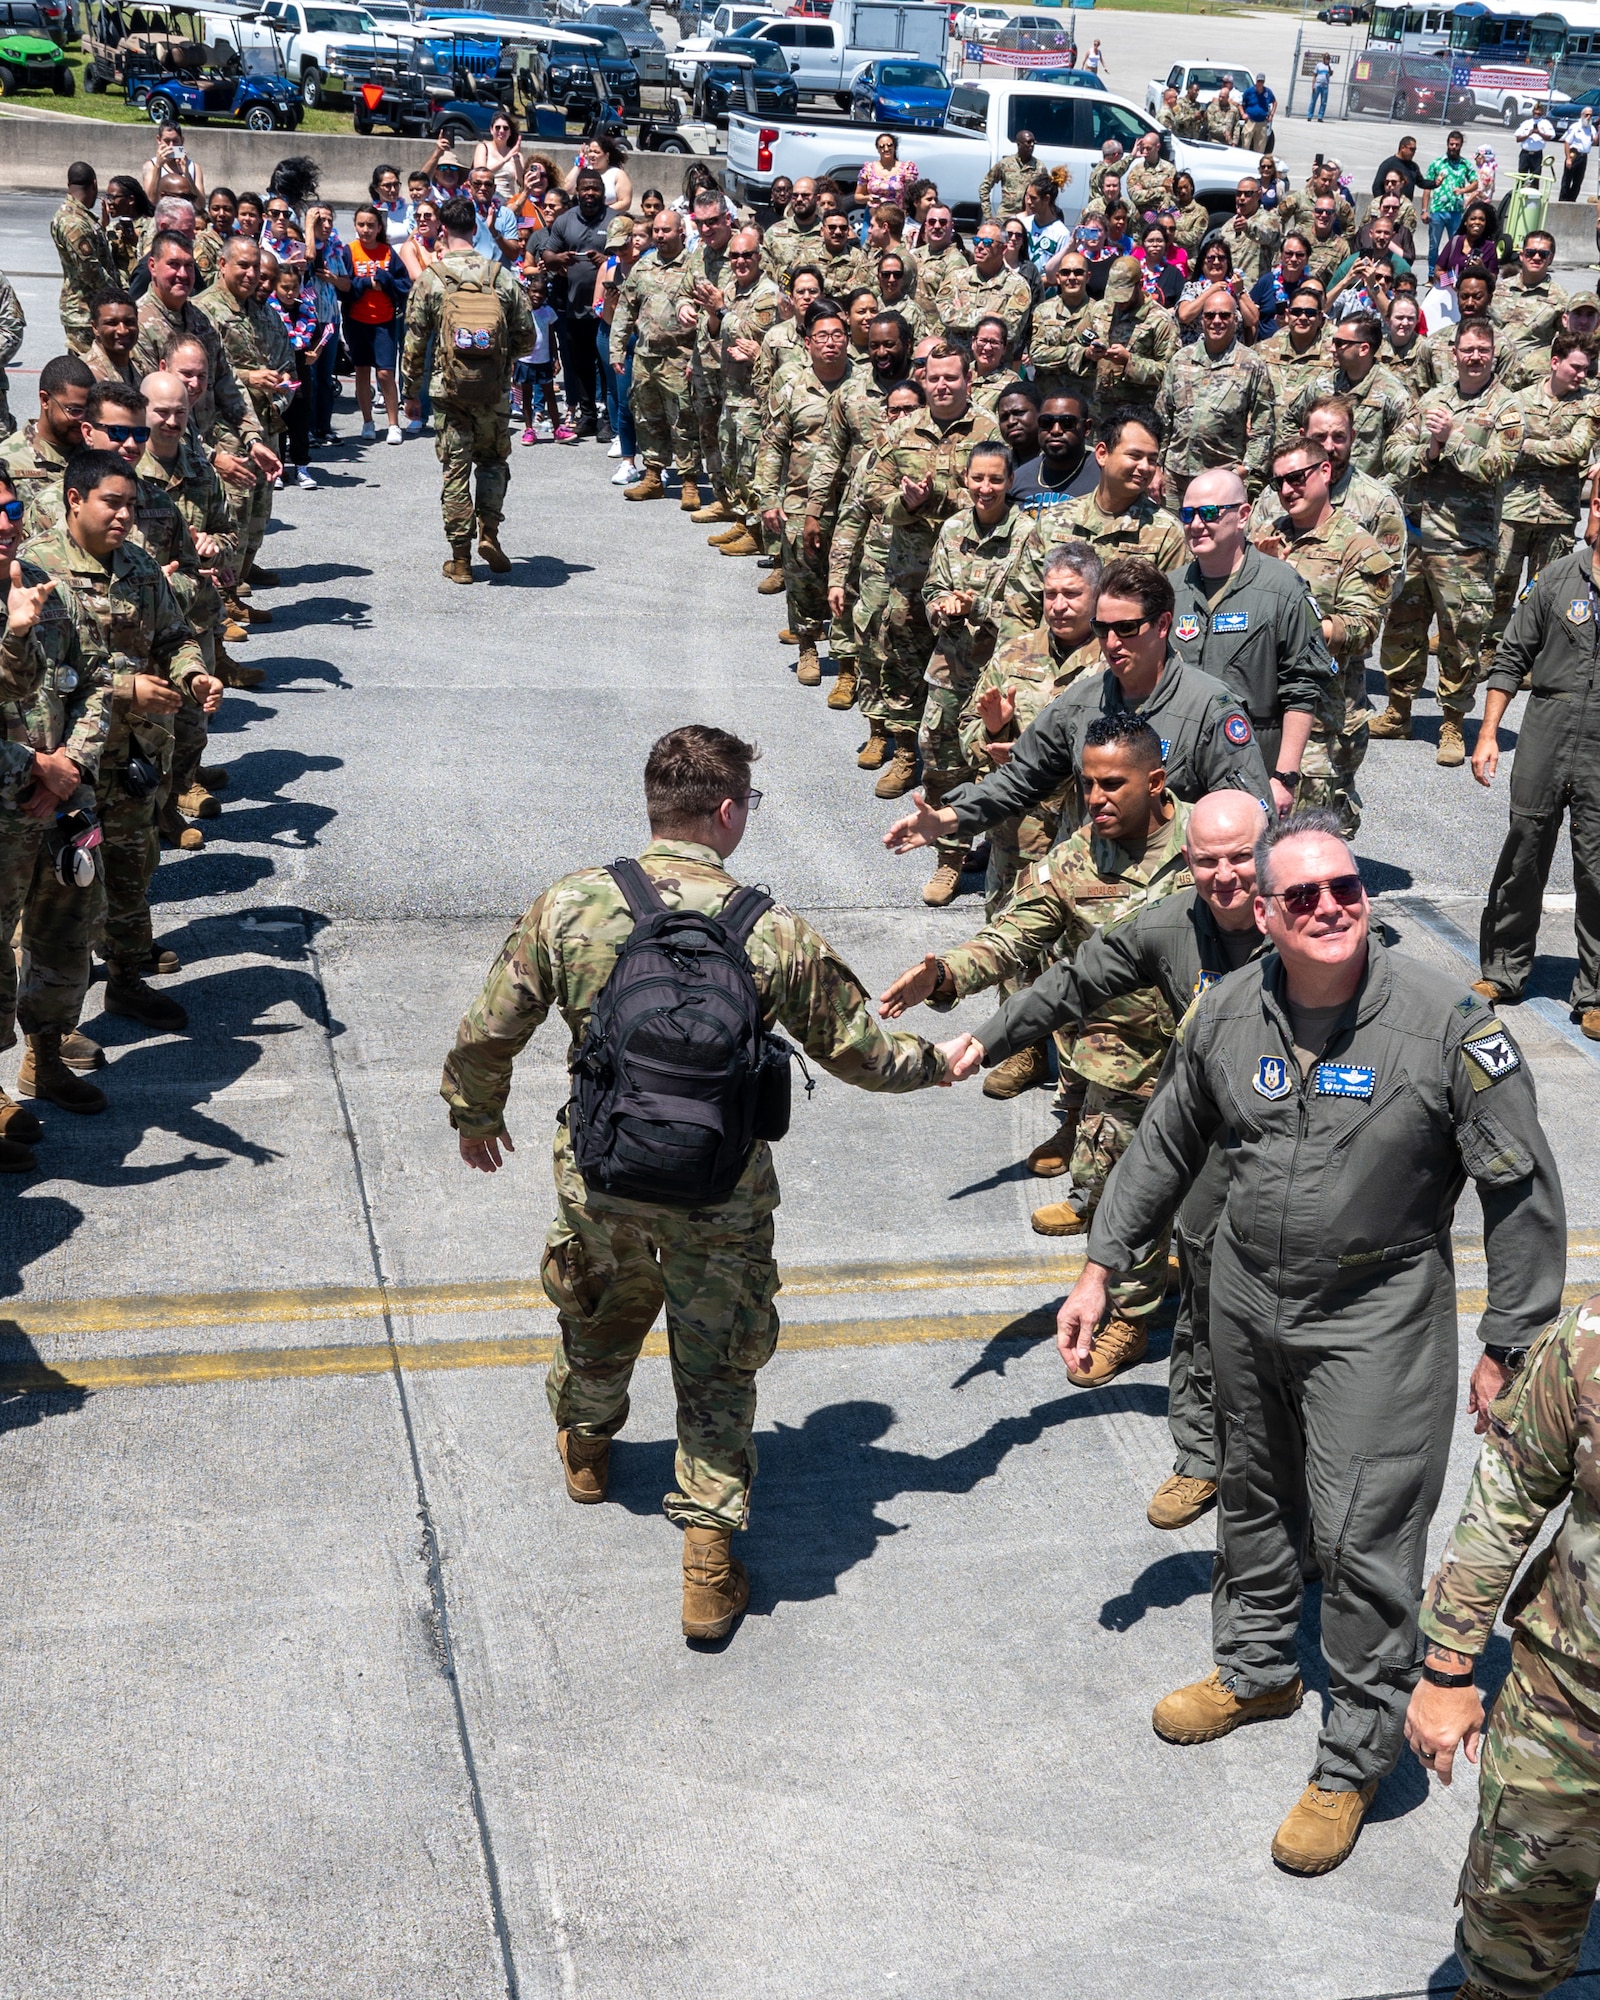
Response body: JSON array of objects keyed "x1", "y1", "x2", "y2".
[
  {"x1": 1212, "y1": 611, "x2": 1249, "y2": 633},
  {"x1": 1315, "y1": 1063, "x2": 1375, "y2": 1099}
]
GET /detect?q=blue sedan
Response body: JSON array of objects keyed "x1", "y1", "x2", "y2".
[
  {"x1": 1029, "y1": 66, "x2": 1106, "y2": 89},
  {"x1": 849, "y1": 58, "x2": 952, "y2": 128}
]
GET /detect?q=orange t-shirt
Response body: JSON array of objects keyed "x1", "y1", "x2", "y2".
[{"x1": 348, "y1": 237, "x2": 395, "y2": 324}]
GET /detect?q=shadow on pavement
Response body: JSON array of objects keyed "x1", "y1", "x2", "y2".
[{"x1": 1099, "y1": 1549, "x2": 1212, "y2": 1633}]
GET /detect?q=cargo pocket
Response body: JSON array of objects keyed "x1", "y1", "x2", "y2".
[
  {"x1": 1324, "y1": 1448, "x2": 1432, "y2": 1621},
  {"x1": 726, "y1": 1297, "x2": 779, "y2": 1374},
  {"x1": 541, "y1": 1234, "x2": 605, "y2": 1321}
]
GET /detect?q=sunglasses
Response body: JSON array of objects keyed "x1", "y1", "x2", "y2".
[
  {"x1": 1091, "y1": 615, "x2": 1153, "y2": 640},
  {"x1": 1179, "y1": 502, "x2": 1242, "y2": 524},
  {"x1": 1274, "y1": 464, "x2": 1315, "y2": 489},
  {"x1": 1523, "y1": 246, "x2": 1552, "y2": 261},
  {"x1": 267, "y1": 208, "x2": 292, "y2": 219},
  {"x1": 1200, "y1": 312, "x2": 1236, "y2": 325},
  {"x1": 101, "y1": 424, "x2": 150, "y2": 445},
  {"x1": 0, "y1": 497, "x2": 23, "y2": 523},
  {"x1": 1329, "y1": 334, "x2": 1367, "y2": 349},
  {"x1": 1269, "y1": 873, "x2": 1364, "y2": 919},
  {"x1": 1284, "y1": 306, "x2": 1319, "y2": 320},
  {"x1": 1040, "y1": 412, "x2": 1084, "y2": 429}
]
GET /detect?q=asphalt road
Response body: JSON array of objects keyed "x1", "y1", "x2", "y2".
[{"x1": 1, "y1": 190, "x2": 1598, "y2": 1998}]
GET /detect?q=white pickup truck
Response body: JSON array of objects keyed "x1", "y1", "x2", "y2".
[
  {"x1": 725, "y1": 79, "x2": 1263, "y2": 223},
  {"x1": 1144, "y1": 60, "x2": 1259, "y2": 120},
  {"x1": 244, "y1": 0, "x2": 406, "y2": 106},
  {"x1": 740, "y1": 0, "x2": 949, "y2": 107}
]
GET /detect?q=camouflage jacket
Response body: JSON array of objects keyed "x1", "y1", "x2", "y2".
[
  {"x1": 807, "y1": 370, "x2": 893, "y2": 519},
  {"x1": 1490, "y1": 275, "x2": 1568, "y2": 348},
  {"x1": 1203, "y1": 99, "x2": 1244, "y2": 146},
  {"x1": 1293, "y1": 359, "x2": 1411, "y2": 477},
  {"x1": 1070, "y1": 298, "x2": 1178, "y2": 417},
  {"x1": 938, "y1": 801, "x2": 1193, "y2": 1093},
  {"x1": 1303, "y1": 233, "x2": 1354, "y2": 287},
  {"x1": 718, "y1": 274, "x2": 782, "y2": 403},
  {"x1": 818, "y1": 244, "x2": 872, "y2": 297},
  {"x1": 51, "y1": 196, "x2": 118, "y2": 347},
  {"x1": 1249, "y1": 509, "x2": 1395, "y2": 673},
  {"x1": 1503, "y1": 378, "x2": 1597, "y2": 526},
  {"x1": 22, "y1": 518, "x2": 207, "y2": 776},
  {"x1": 169, "y1": 428, "x2": 239, "y2": 583},
  {"x1": 193, "y1": 279, "x2": 297, "y2": 426},
  {"x1": 1383, "y1": 335, "x2": 1432, "y2": 401},
  {"x1": 1156, "y1": 339, "x2": 1276, "y2": 490},
  {"x1": 1211, "y1": 211, "x2": 1280, "y2": 287},
  {"x1": 611, "y1": 245, "x2": 694, "y2": 361},
  {"x1": 762, "y1": 214, "x2": 824, "y2": 287},
  {"x1": 0, "y1": 555, "x2": 109, "y2": 796},
  {"x1": 922, "y1": 503, "x2": 1045, "y2": 688},
  {"x1": 136, "y1": 444, "x2": 226, "y2": 633},
  {"x1": 84, "y1": 340, "x2": 137, "y2": 386},
  {"x1": 874, "y1": 283, "x2": 935, "y2": 343},
  {"x1": 867, "y1": 401, "x2": 1002, "y2": 584},
  {"x1": 828, "y1": 444, "x2": 893, "y2": 588},
  {"x1": 0, "y1": 269, "x2": 22, "y2": 436},
  {"x1": 754, "y1": 319, "x2": 805, "y2": 408},
  {"x1": 1248, "y1": 465, "x2": 1406, "y2": 602},
  {"x1": 1257, "y1": 330, "x2": 1334, "y2": 443},
  {"x1": 1419, "y1": 1296, "x2": 1600, "y2": 1670},
  {"x1": 681, "y1": 240, "x2": 732, "y2": 376},
  {"x1": 914, "y1": 241, "x2": 970, "y2": 316},
  {"x1": 1025, "y1": 293, "x2": 1094, "y2": 384},
  {"x1": 756, "y1": 359, "x2": 854, "y2": 517},
  {"x1": 1125, "y1": 160, "x2": 1176, "y2": 221},
  {"x1": 970, "y1": 367, "x2": 1022, "y2": 415},
  {"x1": 194, "y1": 224, "x2": 228, "y2": 287},
  {"x1": 1169, "y1": 200, "x2": 1211, "y2": 258},
  {"x1": 936, "y1": 266, "x2": 1033, "y2": 356},
  {"x1": 104, "y1": 213, "x2": 143, "y2": 289},
  {"x1": 1281, "y1": 189, "x2": 1356, "y2": 239},
  {"x1": 957, "y1": 626, "x2": 1100, "y2": 859},
  {"x1": 402, "y1": 252, "x2": 533, "y2": 405},
  {"x1": 7, "y1": 421, "x2": 72, "y2": 537},
  {"x1": 1055, "y1": 486, "x2": 1187, "y2": 570},
  {"x1": 1384, "y1": 376, "x2": 1523, "y2": 553},
  {"x1": 1165, "y1": 96, "x2": 1205, "y2": 139},
  {"x1": 979, "y1": 152, "x2": 1041, "y2": 218},
  {"x1": 440, "y1": 838, "x2": 948, "y2": 1140},
  {"x1": 132, "y1": 291, "x2": 261, "y2": 450}
]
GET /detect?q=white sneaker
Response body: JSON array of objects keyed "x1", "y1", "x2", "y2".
[
  {"x1": 385, "y1": 424, "x2": 402, "y2": 446},
  {"x1": 296, "y1": 467, "x2": 318, "y2": 489},
  {"x1": 360, "y1": 418, "x2": 376, "y2": 440},
  {"x1": 611, "y1": 458, "x2": 638, "y2": 486},
  {"x1": 608, "y1": 436, "x2": 623, "y2": 458},
  {"x1": 272, "y1": 474, "x2": 283, "y2": 489}
]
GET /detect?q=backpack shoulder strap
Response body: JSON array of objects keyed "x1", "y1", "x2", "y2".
[
  {"x1": 719, "y1": 884, "x2": 774, "y2": 947},
  {"x1": 606, "y1": 857, "x2": 665, "y2": 924}
]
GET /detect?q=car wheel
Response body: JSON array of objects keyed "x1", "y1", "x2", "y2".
[
  {"x1": 83, "y1": 63, "x2": 100, "y2": 91},
  {"x1": 52, "y1": 63, "x2": 73, "y2": 93},
  {"x1": 1503, "y1": 98, "x2": 1519, "y2": 127},
  {"x1": 0, "y1": 64, "x2": 16, "y2": 96},
  {"x1": 300, "y1": 62, "x2": 322, "y2": 106},
  {"x1": 245, "y1": 103, "x2": 276, "y2": 130},
  {"x1": 353, "y1": 106, "x2": 373, "y2": 132},
  {"x1": 834, "y1": 90, "x2": 850, "y2": 110},
  {"x1": 147, "y1": 91, "x2": 176, "y2": 121},
  {"x1": 656, "y1": 134, "x2": 688, "y2": 151},
  {"x1": 1347, "y1": 86, "x2": 1363, "y2": 113}
]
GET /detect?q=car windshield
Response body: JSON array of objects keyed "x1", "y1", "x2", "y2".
[
  {"x1": 590, "y1": 4, "x2": 646, "y2": 22},
  {"x1": 1189, "y1": 65, "x2": 1250, "y2": 90},
  {"x1": 711, "y1": 33, "x2": 785, "y2": 67},
  {"x1": 567, "y1": 21, "x2": 627, "y2": 53},
  {"x1": 878, "y1": 61, "x2": 946, "y2": 86},
  {"x1": 302, "y1": 6, "x2": 375, "y2": 27}
]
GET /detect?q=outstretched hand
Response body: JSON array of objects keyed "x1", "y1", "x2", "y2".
[
  {"x1": 936, "y1": 1033, "x2": 984, "y2": 1082},
  {"x1": 882, "y1": 790, "x2": 959, "y2": 855},
  {"x1": 460, "y1": 1128, "x2": 514, "y2": 1173},
  {"x1": 5, "y1": 560, "x2": 55, "y2": 640},
  {"x1": 880, "y1": 952, "x2": 941, "y2": 1018},
  {"x1": 1056, "y1": 1263, "x2": 1109, "y2": 1377}
]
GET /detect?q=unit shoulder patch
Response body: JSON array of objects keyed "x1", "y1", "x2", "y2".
[{"x1": 1460, "y1": 1026, "x2": 1521, "y2": 1090}]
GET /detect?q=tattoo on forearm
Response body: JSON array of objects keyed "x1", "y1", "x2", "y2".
[{"x1": 1426, "y1": 1647, "x2": 1474, "y2": 1671}]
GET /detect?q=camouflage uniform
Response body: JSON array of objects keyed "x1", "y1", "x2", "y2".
[
  {"x1": 761, "y1": 214, "x2": 823, "y2": 287},
  {"x1": 807, "y1": 370, "x2": 894, "y2": 683},
  {"x1": 1291, "y1": 358, "x2": 1410, "y2": 476},
  {"x1": 193, "y1": 224, "x2": 228, "y2": 288},
  {"x1": 1248, "y1": 461, "x2": 1407, "y2": 592},
  {"x1": 970, "y1": 366, "x2": 1022, "y2": 416},
  {"x1": 131, "y1": 290, "x2": 261, "y2": 456},
  {"x1": 920, "y1": 503, "x2": 1044, "y2": 852},
  {"x1": 755, "y1": 357, "x2": 854, "y2": 647},
  {"x1": 5, "y1": 422, "x2": 72, "y2": 537},
  {"x1": 1202, "y1": 98, "x2": 1245, "y2": 147},
  {"x1": 1212, "y1": 210, "x2": 1280, "y2": 287},
  {"x1": 193, "y1": 278, "x2": 296, "y2": 574},
  {"x1": 1025, "y1": 292, "x2": 1094, "y2": 402},
  {"x1": 139, "y1": 439, "x2": 234, "y2": 800},
  {"x1": 0, "y1": 559, "x2": 109, "y2": 1049},
  {"x1": 611, "y1": 243, "x2": 697, "y2": 477},
  {"x1": 978, "y1": 152, "x2": 1041, "y2": 219},
  {"x1": 914, "y1": 241, "x2": 969, "y2": 320},
  {"x1": 934, "y1": 803, "x2": 1194, "y2": 1323},
  {"x1": 717, "y1": 272, "x2": 782, "y2": 529},
  {"x1": 1490, "y1": 275, "x2": 1568, "y2": 349},
  {"x1": 1166, "y1": 94, "x2": 1205, "y2": 140},
  {"x1": 0, "y1": 270, "x2": 23, "y2": 442},
  {"x1": 682, "y1": 239, "x2": 732, "y2": 502},
  {"x1": 1384, "y1": 334, "x2": 1432, "y2": 401},
  {"x1": 1256, "y1": 328, "x2": 1334, "y2": 447},
  {"x1": 401, "y1": 249, "x2": 533, "y2": 549},
  {"x1": 1156, "y1": 338, "x2": 1276, "y2": 495},
  {"x1": 874, "y1": 281, "x2": 935, "y2": 345},
  {"x1": 439, "y1": 838, "x2": 948, "y2": 1532},
  {"x1": 1303, "y1": 231, "x2": 1354, "y2": 289},
  {"x1": 1418, "y1": 1298, "x2": 1600, "y2": 2000},
  {"x1": 1055, "y1": 486, "x2": 1187, "y2": 571},
  {"x1": 1070, "y1": 296, "x2": 1179, "y2": 425},
  {"x1": 1252, "y1": 507, "x2": 1396, "y2": 834},
  {"x1": 935, "y1": 265, "x2": 1033, "y2": 358},
  {"x1": 1170, "y1": 200, "x2": 1211, "y2": 261},
  {"x1": 1125, "y1": 159, "x2": 1176, "y2": 223},
  {"x1": 817, "y1": 244, "x2": 871, "y2": 298},
  {"x1": 84, "y1": 340, "x2": 137, "y2": 388},
  {"x1": 23, "y1": 519, "x2": 206, "y2": 983},
  {"x1": 1485, "y1": 378, "x2": 1596, "y2": 676},
  {"x1": 50, "y1": 195, "x2": 118, "y2": 356},
  {"x1": 1382, "y1": 375, "x2": 1523, "y2": 719},
  {"x1": 752, "y1": 316, "x2": 805, "y2": 414},
  {"x1": 829, "y1": 444, "x2": 899, "y2": 726}
]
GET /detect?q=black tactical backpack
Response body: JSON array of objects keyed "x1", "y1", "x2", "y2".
[{"x1": 569, "y1": 859, "x2": 802, "y2": 1208}]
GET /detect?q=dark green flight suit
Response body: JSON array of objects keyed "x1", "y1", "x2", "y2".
[
  {"x1": 1167, "y1": 544, "x2": 1339, "y2": 789},
  {"x1": 1478, "y1": 544, "x2": 1600, "y2": 1011},
  {"x1": 973, "y1": 887, "x2": 1263, "y2": 1484},
  {"x1": 1088, "y1": 938, "x2": 1565, "y2": 1792},
  {"x1": 939, "y1": 653, "x2": 1271, "y2": 842}
]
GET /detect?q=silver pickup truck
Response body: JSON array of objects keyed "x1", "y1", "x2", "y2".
[{"x1": 725, "y1": 79, "x2": 1263, "y2": 223}]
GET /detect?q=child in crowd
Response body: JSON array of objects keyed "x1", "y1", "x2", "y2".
[
  {"x1": 268, "y1": 260, "x2": 332, "y2": 488},
  {"x1": 515, "y1": 260, "x2": 561, "y2": 444}
]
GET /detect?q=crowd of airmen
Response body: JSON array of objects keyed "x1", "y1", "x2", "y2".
[{"x1": 0, "y1": 157, "x2": 310, "y2": 1169}]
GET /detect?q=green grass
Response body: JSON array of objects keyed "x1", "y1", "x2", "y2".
[{"x1": 0, "y1": 48, "x2": 354, "y2": 129}]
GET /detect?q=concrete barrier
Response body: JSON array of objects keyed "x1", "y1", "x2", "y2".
[{"x1": 0, "y1": 111, "x2": 707, "y2": 205}]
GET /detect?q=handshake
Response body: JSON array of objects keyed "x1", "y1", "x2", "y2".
[{"x1": 889, "y1": 951, "x2": 988, "y2": 1086}]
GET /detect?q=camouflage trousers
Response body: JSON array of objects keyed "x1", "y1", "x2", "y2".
[
  {"x1": 1457, "y1": 1635, "x2": 1600, "y2": 2000},
  {"x1": 630, "y1": 352, "x2": 694, "y2": 474},
  {"x1": 830, "y1": 533, "x2": 862, "y2": 676},
  {"x1": 881, "y1": 562, "x2": 937, "y2": 735},
  {"x1": 688, "y1": 365, "x2": 723, "y2": 497},
  {"x1": 540, "y1": 1124, "x2": 781, "y2": 1533},
  {"x1": 171, "y1": 696, "x2": 208, "y2": 805},
  {"x1": 853, "y1": 555, "x2": 892, "y2": 723},
  {"x1": 435, "y1": 399, "x2": 511, "y2": 546},
  {"x1": 1485, "y1": 520, "x2": 1574, "y2": 678},
  {"x1": 227, "y1": 461, "x2": 274, "y2": 572},
  {"x1": 718, "y1": 394, "x2": 762, "y2": 522},
  {"x1": 0, "y1": 793, "x2": 104, "y2": 1049},
  {"x1": 61, "y1": 317, "x2": 92, "y2": 357},
  {"x1": 918, "y1": 679, "x2": 983, "y2": 867},
  {"x1": 1380, "y1": 546, "x2": 1493, "y2": 717},
  {"x1": 1072, "y1": 1082, "x2": 1169, "y2": 1324},
  {"x1": 91, "y1": 771, "x2": 160, "y2": 981},
  {"x1": 780, "y1": 509, "x2": 830, "y2": 643}
]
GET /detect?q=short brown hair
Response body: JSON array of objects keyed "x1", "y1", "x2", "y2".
[
  {"x1": 1552, "y1": 328, "x2": 1598, "y2": 364},
  {"x1": 85, "y1": 381, "x2": 146, "y2": 424},
  {"x1": 1304, "y1": 392, "x2": 1355, "y2": 430},
  {"x1": 1270, "y1": 433, "x2": 1328, "y2": 472},
  {"x1": 645, "y1": 725, "x2": 760, "y2": 830},
  {"x1": 924, "y1": 339, "x2": 970, "y2": 371},
  {"x1": 872, "y1": 202, "x2": 905, "y2": 239},
  {"x1": 1097, "y1": 555, "x2": 1173, "y2": 624}
]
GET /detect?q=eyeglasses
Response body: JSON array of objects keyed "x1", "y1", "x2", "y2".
[
  {"x1": 1274, "y1": 464, "x2": 1315, "y2": 489},
  {"x1": 1269, "y1": 873, "x2": 1364, "y2": 919},
  {"x1": 1091, "y1": 615, "x2": 1153, "y2": 640},
  {"x1": 1179, "y1": 502, "x2": 1242, "y2": 524},
  {"x1": 0, "y1": 497, "x2": 22, "y2": 523},
  {"x1": 741, "y1": 790, "x2": 764, "y2": 812},
  {"x1": 1040, "y1": 412, "x2": 1084, "y2": 429},
  {"x1": 1200, "y1": 311, "x2": 1236, "y2": 325},
  {"x1": 101, "y1": 425, "x2": 150, "y2": 445},
  {"x1": 1523, "y1": 246, "x2": 1552, "y2": 261},
  {"x1": 1329, "y1": 335, "x2": 1367, "y2": 349},
  {"x1": 1284, "y1": 306, "x2": 1319, "y2": 320}
]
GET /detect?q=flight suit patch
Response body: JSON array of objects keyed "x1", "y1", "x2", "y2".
[
  {"x1": 1315, "y1": 1063, "x2": 1375, "y2": 1098},
  {"x1": 1224, "y1": 713, "x2": 1253, "y2": 745},
  {"x1": 1175, "y1": 614, "x2": 1201, "y2": 641},
  {"x1": 1193, "y1": 969, "x2": 1220, "y2": 997},
  {"x1": 1461, "y1": 1028, "x2": 1521, "y2": 1089},
  {"x1": 1253, "y1": 1055, "x2": 1293, "y2": 1099},
  {"x1": 1212, "y1": 611, "x2": 1249, "y2": 632},
  {"x1": 1567, "y1": 598, "x2": 1592, "y2": 626}
]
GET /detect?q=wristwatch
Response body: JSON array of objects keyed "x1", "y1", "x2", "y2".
[
  {"x1": 1420, "y1": 1662, "x2": 1476, "y2": 1688},
  {"x1": 1272, "y1": 769, "x2": 1300, "y2": 790},
  {"x1": 1484, "y1": 1343, "x2": 1529, "y2": 1373}
]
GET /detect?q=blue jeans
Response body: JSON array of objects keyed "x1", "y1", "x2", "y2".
[
  {"x1": 1428, "y1": 211, "x2": 1455, "y2": 274},
  {"x1": 309, "y1": 328, "x2": 339, "y2": 438},
  {"x1": 596, "y1": 319, "x2": 635, "y2": 458},
  {"x1": 1307, "y1": 80, "x2": 1328, "y2": 119}
]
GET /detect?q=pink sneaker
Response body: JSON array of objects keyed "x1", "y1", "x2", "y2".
[
  {"x1": 554, "y1": 424, "x2": 579, "y2": 444},
  {"x1": 521, "y1": 426, "x2": 536, "y2": 446}
]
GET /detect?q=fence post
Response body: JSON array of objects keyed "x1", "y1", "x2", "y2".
[{"x1": 1285, "y1": 24, "x2": 1302, "y2": 116}]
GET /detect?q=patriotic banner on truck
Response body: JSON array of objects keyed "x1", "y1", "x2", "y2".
[{"x1": 963, "y1": 38, "x2": 1078, "y2": 66}]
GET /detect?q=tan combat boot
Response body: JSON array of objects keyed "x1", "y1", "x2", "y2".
[
  {"x1": 1026, "y1": 1114, "x2": 1079, "y2": 1177},
  {"x1": 19, "y1": 1032, "x2": 107, "y2": 1113},
  {"x1": 242, "y1": 600, "x2": 273, "y2": 626},
  {"x1": 1367, "y1": 696, "x2": 1412, "y2": 740},
  {"x1": 1471, "y1": 979, "x2": 1510, "y2": 1003},
  {"x1": 60, "y1": 1030, "x2": 104, "y2": 1072},
  {"x1": 1153, "y1": 1667, "x2": 1304, "y2": 1745},
  {"x1": 1065, "y1": 1313, "x2": 1147, "y2": 1386},
  {"x1": 1031, "y1": 1193, "x2": 1089, "y2": 1236},
  {"x1": 691, "y1": 497, "x2": 733, "y2": 524},
  {"x1": 177, "y1": 784, "x2": 220, "y2": 821},
  {"x1": 1271, "y1": 1780, "x2": 1379, "y2": 1875},
  {"x1": 922, "y1": 859, "x2": 961, "y2": 907},
  {"x1": 857, "y1": 720, "x2": 890, "y2": 770},
  {"x1": 443, "y1": 544, "x2": 474, "y2": 584},
  {"x1": 1147, "y1": 1474, "x2": 1218, "y2": 1530},
  {"x1": 681, "y1": 1524, "x2": 750, "y2": 1640},
  {"x1": 1436, "y1": 715, "x2": 1466, "y2": 767},
  {"x1": 556, "y1": 1429, "x2": 610, "y2": 1504},
  {"x1": 105, "y1": 974, "x2": 188, "y2": 1032},
  {"x1": 477, "y1": 523, "x2": 512, "y2": 574},
  {"x1": 678, "y1": 475, "x2": 702, "y2": 511},
  {"x1": 757, "y1": 568, "x2": 787, "y2": 595},
  {"x1": 982, "y1": 1042, "x2": 1049, "y2": 1100},
  {"x1": 874, "y1": 735, "x2": 919, "y2": 799},
  {"x1": 1582, "y1": 1008, "x2": 1600, "y2": 1041},
  {"x1": 718, "y1": 531, "x2": 760, "y2": 556},
  {"x1": 0, "y1": 1088, "x2": 42, "y2": 1147},
  {"x1": 158, "y1": 801, "x2": 203, "y2": 851},
  {"x1": 796, "y1": 641, "x2": 822, "y2": 687},
  {"x1": 827, "y1": 663, "x2": 857, "y2": 710},
  {"x1": 223, "y1": 610, "x2": 250, "y2": 644},
  {"x1": 624, "y1": 467, "x2": 665, "y2": 501},
  {"x1": 217, "y1": 650, "x2": 264, "y2": 690},
  {"x1": 707, "y1": 522, "x2": 746, "y2": 546}
]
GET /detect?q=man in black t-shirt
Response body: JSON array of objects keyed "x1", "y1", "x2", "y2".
[
  {"x1": 542, "y1": 168, "x2": 612, "y2": 437},
  {"x1": 1011, "y1": 386, "x2": 1096, "y2": 525}
]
